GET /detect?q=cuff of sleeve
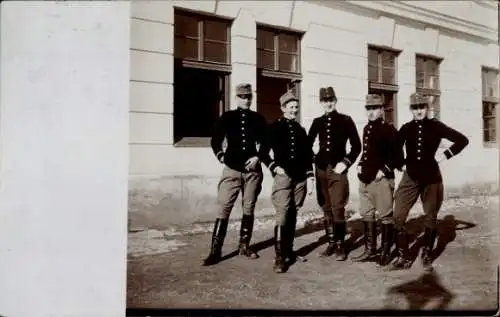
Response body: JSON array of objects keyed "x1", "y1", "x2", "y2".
[
  {"x1": 269, "y1": 161, "x2": 277, "y2": 172},
  {"x1": 382, "y1": 164, "x2": 392, "y2": 174},
  {"x1": 342, "y1": 157, "x2": 352, "y2": 167},
  {"x1": 444, "y1": 149, "x2": 453, "y2": 160},
  {"x1": 216, "y1": 151, "x2": 224, "y2": 161},
  {"x1": 306, "y1": 170, "x2": 314, "y2": 178}
]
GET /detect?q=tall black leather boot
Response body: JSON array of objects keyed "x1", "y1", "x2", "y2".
[
  {"x1": 273, "y1": 226, "x2": 287, "y2": 273},
  {"x1": 238, "y1": 215, "x2": 259, "y2": 259},
  {"x1": 319, "y1": 215, "x2": 336, "y2": 257},
  {"x1": 334, "y1": 222, "x2": 347, "y2": 261},
  {"x1": 351, "y1": 221, "x2": 377, "y2": 262},
  {"x1": 388, "y1": 229, "x2": 412, "y2": 270},
  {"x1": 421, "y1": 227, "x2": 437, "y2": 272},
  {"x1": 202, "y1": 218, "x2": 229, "y2": 266},
  {"x1": 378, "y1": 222, "x2": 395, "y2": 266}
]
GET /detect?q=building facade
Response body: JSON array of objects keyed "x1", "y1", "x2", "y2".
[{"x1": 128, "y1": 0, "x2": 499, "y2": 225}]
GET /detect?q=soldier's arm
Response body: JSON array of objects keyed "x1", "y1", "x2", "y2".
[
  {"x1": 382, "y1": 125, "x2": 403, "y2": 174},
  {"x1": 302, "y1": 126, "x2": 314, "y2": 178},
  {"x1": 437, "y1": 121, "x2": 469, "y2": 159},
  {"x1": 210, "y1": 113, "x2": 226, "y2": 162},
  {"x1": 393, "y1": 124, "x2": 408, "y2": 170},
  {"x1": 260, "y1": 121, "x2": 277, "y2": 172},
  {"x1": 342, "y1": 116, "x2": 361, "y2": 168}
]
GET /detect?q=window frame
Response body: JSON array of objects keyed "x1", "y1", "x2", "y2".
[
  {"x1": 256, "y1": 24, "x2": 303, "y2": 78},
  {"x1": 367, "y1": 45, "x2": 401, "y2": 127},
  {"x1": 415, "y1": 54, "x2": 443, "y2": 121},
  {"x1": 174, "y1": 9, "x2": 232, "y2": 72},
  {"x1": 173, "y1": 9, "x2": 233, "y2": 147},
  {"x1": 481, "y1": 66, "x2": 499, "y2": 147}
]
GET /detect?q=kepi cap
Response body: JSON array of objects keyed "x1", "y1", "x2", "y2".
[
  {"x1": 236, "y1": 83, "x2": 252, "y2": 95},
  {"x1": 280, "y1": 90, "x2": 299, "y2": 107},
  {"x1": 365, "y1": 94, "x2": 384, "y2": 107}
]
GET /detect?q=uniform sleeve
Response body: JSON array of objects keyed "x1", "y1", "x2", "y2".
[
  {"x1": 382, "y1": 124, "x2": 404, "y2": 174},
  {"x1": 307, "y1": 119, "x2": 318, "y2": 152},
  {"x1": 259, "y1": 120, "x2": 276, "y2": 171},
  {"x1": 303, "y1": 127, "x2": 315, "y2": 178},
  {"x1": 210, "y1": 113, "x2": 226, "y2": 162},
  {"x1": 437, "y1": 121, "x2": 469, "y2": 159},
  {"x1": 342, "y1": 116, "x2": 361, "y2": 168},
  {"x1": 393, "y1": 124, "x2": 407, "y2": 170}
]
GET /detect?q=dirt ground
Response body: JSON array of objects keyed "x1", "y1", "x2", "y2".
[{"x1": 127, "y1": 195, "x2": 499, "y2": 313}]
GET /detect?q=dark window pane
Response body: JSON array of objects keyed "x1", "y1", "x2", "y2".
[
  {"x1": 382, "y1": 51, "x2": 395, "y2": 68},
  {"x1": 483, "y1": 102, "x2": 496, "y2": 117},
  {"x1": 416, "y1": 57, "x2": 425, "y2": 73},
  {"x1": 278, "y1": 52, "x2": 299, "y2": 72},
  {"x1": 382, "y1": 67, "x2": 395, "y2": 85},
  {"x1": 368, "y1": 64, "x2": 379, "y2": 82},
  {"x1": 279, "y1": 33, "x2": 299, "y2": 53},
  {"x1": 203, "y1": 41, "x2": 228, "y2": 63},
  {"x1": 257, "y1": 50, "x2": 275, "y2": 69},
  {"x1": 174, "y1": 67, "x2": 226, "y2": 140},
  {"x1": 416, "y1": 71, "x2": 425, "y2": 88},
  {"x1": 175, "y1": 36, "x2": 198, "y2": 59},
  {"x1": 174, "y1": 14, "x2": 199, "y2": 38},
  {"x1": 425, "y1": 59, "x2": 439, "y2": 76},
  {"x1": 257, "y1": 29, "x2": 275, "y2": 50},
  {"x1": 368, "y1": 48, "x2": 378, "y2": 66},
  {"x1": 204, "y1": 20, "x2": 228, "y2": 42}
]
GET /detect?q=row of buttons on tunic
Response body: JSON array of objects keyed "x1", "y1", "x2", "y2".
[
  {"x1": 324, "y1": 116, "x2": 332, "y2": 151},
  {"x1": 417, "y1": 123, "x2": 422, "y2": 160},
  {"x1": 288, "y1": 122, "x2": 296, "y2": 159},
  {"x1": 362, "y1": 123, "x2": 373, "y2": 162},
  {"x1": 241, "y1": 112, "x2": 247, "y2": 151}
]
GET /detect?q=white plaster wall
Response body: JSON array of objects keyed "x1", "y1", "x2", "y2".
[
  {"x1": 0, "y1": 2, "x2": 130, "y2": 316},
  {"x1": 129, "y1": 0, "x2": 498, "y2": 195}
]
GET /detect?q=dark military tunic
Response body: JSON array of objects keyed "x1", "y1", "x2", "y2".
[
  {"x1": 358, "y1": 118, "x2": 402, "y2": 184},
  {"x1": 395, "y1": 117, "x2": 469, "y2": 184},
  {"x1": 393, "y1": 117, "x2": 469, "y2": 230},
  {"x1": 308, "y1": 110, "x2": 361, "y2": 170},
  {"x1": 211, "y1": 107, "x2": 268, "y2": 172},
  {"x1": 262, "y1": 117, "x2": 314, "y2": 180}
]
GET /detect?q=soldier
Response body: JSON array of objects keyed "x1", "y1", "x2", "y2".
[
  {"x1": 350, "y1": 94, "x2": 402, "y2": 265},
  {"x1": 261, "y1": 90, "x2": 315, "y2": 273},
  {"x1": 389, "y1": 93, "x2": 469, "y2": 271},
  {"x1": 203, "y1": 83, "x2": 268, "y2": 266},
  {"x1": 308, "y1": 86, "x2": 362, "y2": 261}
]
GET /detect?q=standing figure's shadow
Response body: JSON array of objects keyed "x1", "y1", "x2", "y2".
[
  {"x1": 384, "y1": 270, "x2": 455, "y2": 310},
  {"x1": 406, "y1": 214, "x2": 476, "y2": 264}
]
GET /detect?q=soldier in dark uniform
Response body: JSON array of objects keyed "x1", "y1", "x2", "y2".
[
  {"x1": 351, "y1": 94, "x2": 402, "y2": 265},
  {"x1": 389, "y1": 93, "x2": 469, "y2": 271},
  {"x1": 308, "y1": 87, "x2": 362, "y2": 261},
  {"x1": 261, "y1": 90, "x2": 315, "y2": 273},
  {"x1": 203, "y1": 83, "x2": 269, "y2": 266}
]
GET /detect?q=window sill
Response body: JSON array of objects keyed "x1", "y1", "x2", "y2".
[{"x1": 174, "y1": 137, "x2": 211, "y2": 148}]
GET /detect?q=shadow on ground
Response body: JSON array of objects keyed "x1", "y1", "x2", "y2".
[
  {"x1": 384, "y1": 270, "x2": 455, "y2": 309},
  {"x1": 219, "y1": 214, "x2": 476, "y2": 269}
]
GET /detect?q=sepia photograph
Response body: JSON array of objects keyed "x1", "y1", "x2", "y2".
[{"x1": 125, "y1": 0, "x2": 500, "y2": 315}]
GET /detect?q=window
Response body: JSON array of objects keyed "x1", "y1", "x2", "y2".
[
  {"x1": 416, "y1": 54, "x2": 442, "y2": 120},
  {"x1": 482, "y1": 67, "x2": 499, "y2": 145},
  {"x1": 174, "y1": 10, "x2": 232, "y2": 146},
  {"x1": 368, "y1": 46, "x2": 400, "y2": 126},
  {"x1": 256, "y1": 26, "x2": 302, "y2": 123}
]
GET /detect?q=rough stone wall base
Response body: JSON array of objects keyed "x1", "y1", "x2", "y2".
[{"x1": 128, "y1": 175, "x2": 498, "y2": 231}]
